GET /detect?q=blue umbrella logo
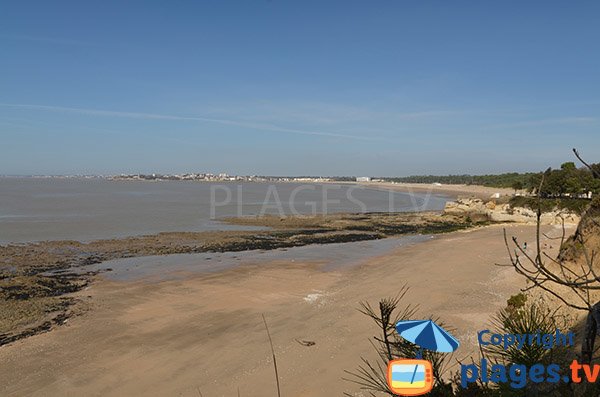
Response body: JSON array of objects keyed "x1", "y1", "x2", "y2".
[
  {"x1": 395, "y1": 319, "x2": 460, "y2": 354},
  {"x1": 388, "y1": 320, "x2": 459, "y2": 395}
]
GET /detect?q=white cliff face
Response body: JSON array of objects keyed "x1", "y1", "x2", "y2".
[{"x1": 443, "y1": 198, "x2": 581, "y2": 225}]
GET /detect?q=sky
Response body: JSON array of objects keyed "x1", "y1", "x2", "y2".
[{"x1": 1, "y1": 1, "x2": 599, "y2": 176}]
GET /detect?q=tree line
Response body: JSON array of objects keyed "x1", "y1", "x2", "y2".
[
  {"x1": 379, "y1": 162, "x2": 600, "y2": 197},
  {"x1": 531, "y1": 162, "x2": 600, "y2": 198}
]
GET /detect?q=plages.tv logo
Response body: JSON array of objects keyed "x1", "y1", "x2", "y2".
[{"x1": 386, "y1": 320, "x2": 460, "y2": 396}]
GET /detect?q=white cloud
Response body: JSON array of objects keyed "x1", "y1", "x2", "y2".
[
  {"x1": 487, "y1": 116, "x2": 597, "y2": 130},
  {"x1": 0, "y1": 103, "x2": 381, "y2": 141}
]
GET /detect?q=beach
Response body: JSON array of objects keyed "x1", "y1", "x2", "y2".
[
  {"x1": 0, "y1": 223, "x2": 567, "y2": 396},
  {"x1": 358, "y1": 181, "x2": 517, "y2": 201},
  {"x1": 3, "y1": 2, "x2": 598, "y2": 395},
  {"x1": 0, "y1": 180, "x2": 571, "y2": 396}
]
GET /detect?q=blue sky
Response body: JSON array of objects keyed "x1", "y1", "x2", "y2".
[{"x1": 1, "y1": 1, "x2": 599, "y2": 176}]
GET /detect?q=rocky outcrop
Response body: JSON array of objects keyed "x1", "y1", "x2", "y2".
[
  {"x1": 444, "y1": 198, "x2": 581, "y2": 225},
  {"x1": 559, "y1": 196, "x2": 600, "y2": 262}
]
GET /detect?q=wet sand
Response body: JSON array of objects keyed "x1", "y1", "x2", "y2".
[
  {"x1": 86, "y1": 235, "x2": 432, "y2": 281},
  {"x1": 0, "y1": 223, "x2": 569, "y2": 397}
]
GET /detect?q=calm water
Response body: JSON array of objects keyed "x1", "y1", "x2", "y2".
[
  {"x1": 49, "y1": 235, "x2": 434, "y2": 282},
  {"x1": 0, "y1": 178, "x2": 449, "y2": 243}
]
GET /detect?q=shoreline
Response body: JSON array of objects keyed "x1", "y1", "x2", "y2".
[
  {"x1": 0, "y1": 178, "x2": 451, "y2": 244},
  {"x1": 0, "y1": 210, "x2": 477, "y2": 346}
]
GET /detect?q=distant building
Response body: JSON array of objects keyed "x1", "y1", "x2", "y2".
[{"x1": 356, "y1": 176, "x2": 371, "y2": 182}]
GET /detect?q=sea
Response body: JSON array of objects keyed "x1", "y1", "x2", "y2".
[{"x1": 0, "y1": 178, "x2": 450, "y2": 244}]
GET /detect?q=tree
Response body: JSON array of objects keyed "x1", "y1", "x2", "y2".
[
  {"x1": 561, "y1": 162, "x2": 577, "y2": 172},
  {"x1": 511, "y1": 180, "x2": 524, "y2": 194},
  {"x1": 561, "y1": 162, "x2": 583, "y2": 196}
]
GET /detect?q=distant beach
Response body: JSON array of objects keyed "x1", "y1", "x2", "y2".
[{"x1": 355, "y1": 181, "x2": 516, "y2": 200}]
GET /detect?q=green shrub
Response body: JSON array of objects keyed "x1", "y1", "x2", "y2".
[{"x1": 509, "y1": 196, "x2": 590, "y2": 214}]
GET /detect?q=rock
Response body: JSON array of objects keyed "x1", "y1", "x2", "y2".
[
  {"x1": 443, "y1": 198, "x2": 487, "y2": 215},
  {"x1": 443, "y1": 198, "x2": 581, "y2": 225}
]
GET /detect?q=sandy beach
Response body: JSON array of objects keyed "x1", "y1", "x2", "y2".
[
  {"x1": 360, "y1": 182, "x2": 518, "y2": 201},
  {"x1": 0, "y1": 223, "x2": 568, "y2": 396}
]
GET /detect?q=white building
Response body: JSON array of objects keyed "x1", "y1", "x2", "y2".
[{"x1": 356, "y1": 176, "x2": 371, "y2": 182}]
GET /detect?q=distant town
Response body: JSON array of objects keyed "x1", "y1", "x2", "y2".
[
  {"x1": 109, "y1": 173, "x2": 346, "y2": 183},
  {"x1": 2, "y1": 173, "x2": 377, "y2": 183}
]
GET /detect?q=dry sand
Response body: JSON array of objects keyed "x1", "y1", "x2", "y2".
[
  {"x1": 362, "y1": 181, "x2": 517, "y2": 200},
  {"x1": 0, "y1": 224, "x2": 567, "y2": 396}
]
